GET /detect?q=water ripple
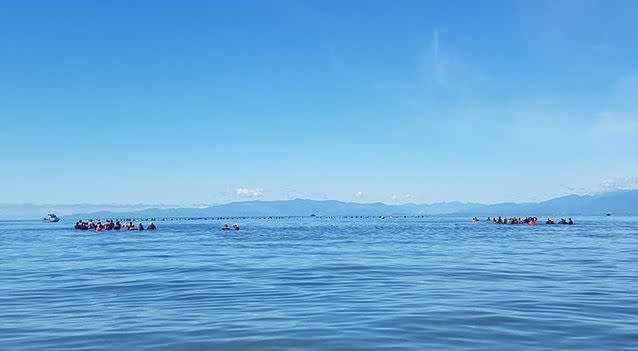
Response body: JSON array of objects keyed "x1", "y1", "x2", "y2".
[{"x1": 1, "y1": 217, "x2": 637, "y2": 350}]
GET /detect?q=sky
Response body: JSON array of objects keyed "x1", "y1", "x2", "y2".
[{"x1": 1, "y1": 0, "x2": 637, "y2": 205}]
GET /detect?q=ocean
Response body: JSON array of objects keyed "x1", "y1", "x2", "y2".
[{"x1": 1, "y1": 216, "x2": 637, "y2": 350}]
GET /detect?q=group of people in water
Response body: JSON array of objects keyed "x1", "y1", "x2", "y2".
[
  {"x1": 545, "y1": 218, "x2": 574, "y2": 225},
  {"x1": 74, "y1": 219, "x2": 157, "y2": 232},
  {"x1": 479, "y1": 216, "x2": 573, "y2": 225},
  {"x1": 221, "y1": 223, "x2": 240, "y2": 231},
  {"x1": 74, "y1": 219, "x2": 241, "y2": 232}
]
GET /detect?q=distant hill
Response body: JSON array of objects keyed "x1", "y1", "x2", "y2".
[
  {"x1": 0, "y1": 203, "x2": 176, "y2": 220},
  {"x1": 66, "y1": 199, "x2": 490, "y2": 219},
  {"x1": 468, "y1": 191, "x2": 638, "y2": 216},
  {"x1": 3, "y1": 190, "x2": 636, "y2": 220},
  {"x1": 66, "y1": 191, "x2": 637, "y2": 219}
]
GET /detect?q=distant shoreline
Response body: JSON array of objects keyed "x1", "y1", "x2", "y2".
[{"x1": 1, "y1": 190, "x2": 636, "y2": 220}]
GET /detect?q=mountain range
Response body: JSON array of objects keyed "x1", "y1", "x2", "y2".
[
  {"x1": 2, "y1": 190, "x2": 636, "y2": 220},
  {"x1": 66, "y1": 190, "x2": 638, "y2": 219}
]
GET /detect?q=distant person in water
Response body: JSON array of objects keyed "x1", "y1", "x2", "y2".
[
  {"x1": 221, "y1": 224, "x2": 230, "y2": 231},
  {"x1": 232, "y1": 223, "x2": 240, "y2": 230},
  {"x1": 546, "y1": 218, "x2": 555, "y2": 224},
  {"x1": 147, "y1": 222, "x2": 156, "y2": 230},
  {"x1": 567, "y1": 218, "x2": 573, "y2": 225},
  {"x1": 138, "y1": 223, "x2": 145, "y2": 231}
]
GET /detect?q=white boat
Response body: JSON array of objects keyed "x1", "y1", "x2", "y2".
[{"x1": 43, "y1": 214, "x2": 60, "y2": 222}]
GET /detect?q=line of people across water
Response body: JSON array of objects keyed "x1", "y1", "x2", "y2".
[
  {"x1": 482, "y1": 216, "x2": 573, "y2": 225},
  {"x1": 544, "y1": 218, "x2": 573, "y2": 225},
  {"x1": 74, "y1": 219, "x2": 157, "y2": 232}
]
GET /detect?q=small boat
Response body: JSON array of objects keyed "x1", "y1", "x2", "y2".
[{"x1": 43, "y1": 213, "x2": 60, "y2": 222}]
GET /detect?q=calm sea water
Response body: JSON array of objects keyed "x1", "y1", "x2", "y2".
[{"x1": 1, "y1": 216, "x2": 637, "y2": 350}]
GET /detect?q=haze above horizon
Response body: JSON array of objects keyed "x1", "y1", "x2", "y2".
[{"x1": 1, "y1": 0, "x2": 637, "y2": 205}]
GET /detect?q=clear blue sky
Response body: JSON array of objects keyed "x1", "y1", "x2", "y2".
[{"x1": 1, "y1": 0, "x2": 637, "y2": 205}]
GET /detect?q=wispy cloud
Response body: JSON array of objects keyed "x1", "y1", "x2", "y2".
[
  {"x1": 354, "y1": 191, "x2": 364, "y2": 199},
  {"x1": 424, "y1": 27, "x2": 487, "y2": 91},
  {"x1": 285, "y1": 189, "x2": 298, "y2": 199},
  {"x1": 391, "y1": 194, "x2": 413, "y2": 201},
  {"x1": 431, "y1": 28, "x2": 446, "y2": 84},
  {"x1": 559, "y1": 184, "x2": 589, "y2": 194},
  {"x1": 236, "y1": 187, "x2": 264, "y2": 198},
  {"x1": 601, "y1": 177, "x2": 638, "y2": 191}
]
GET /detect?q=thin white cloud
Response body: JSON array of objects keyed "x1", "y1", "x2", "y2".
[
  {"x1": 391, "y1": 194, "x2": 413, "y2": 202},
  {"x1": 354, "y1": 191, "x2": 364, "y2": 199},
  {"x1": 425, "y1": 27, "x2": 487, "y2": 90},
  {"x1": 431, "y1": 27, "x2": 446, "y2": 83},
  {"x1": 559, "y1": 184, "x2": 587, "y2": 193},
  {"x1": 236, "y1": 187, "x2": 264, "y2": 198},
  {"x1": 601, "y1": 177, "x2": 638, "y2": 191},
  {"x1": 433, "y1": 28, "x2": 439, "y2": 62},
  {"x1": 285, "y1": 189, "x2": 298, "y2": 199}
]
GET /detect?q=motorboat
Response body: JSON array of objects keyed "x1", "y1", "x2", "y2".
[{"x1": 43, "y1": 213, "x2": 60, "y2": 222}]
